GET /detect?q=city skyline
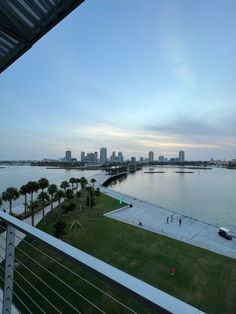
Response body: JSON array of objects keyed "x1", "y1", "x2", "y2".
[{"x1": 1, "y1": 0, "x2": 236, "y2": 160}]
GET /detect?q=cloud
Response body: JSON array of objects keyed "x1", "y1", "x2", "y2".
[{"x1": 165, "y1": 34, "x2": 194, "y2": 86}]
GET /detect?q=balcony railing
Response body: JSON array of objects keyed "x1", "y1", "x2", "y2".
[{"x1": 0, "y1": 211, "x2": 204, "y2": 314}]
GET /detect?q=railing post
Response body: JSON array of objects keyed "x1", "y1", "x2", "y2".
[{"x1": 3, "y1": 224, "x2": 15, "y2": 314}]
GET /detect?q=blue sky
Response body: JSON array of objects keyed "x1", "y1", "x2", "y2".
[{"x1": 1, "y1": 0, "x2": 236, "y2": 161}]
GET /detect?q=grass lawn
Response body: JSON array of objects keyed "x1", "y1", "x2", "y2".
[{"x1": 2, "y1": 191, "x2": 236, "y2": 313}]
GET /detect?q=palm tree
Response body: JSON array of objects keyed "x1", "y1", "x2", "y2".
[
  {"x1": 27, "y1": 181, "x2": 39, "y2": 204},
  {"x1": 29, "y1": 201, "x2": 38, "y2": 227},
  {"x1": 60, "y1": 181, "x2": 69, "y2": 192},
  {"x1": 90, "y1": 178, "x2": 96, "y2": 189},
  {"x1": 20, "y1": 184, "x2": 29, "y2": 214},
  {"x1": 80, "y1": 177, "x2": 88, "y2": 190},
  {"x1": 37, "y1": 191, "x2": 50, "y2": 222},
  {"x1": 56, "y1": 190, "x2": 65, "y2": 206},
  {"x1": 75, "y1": 178, "x2": 80, "y2": 191},
  {"x1": 69, "y1": 177, "x2": 76, "y2": 190},
  {"x1": 38, "y1": 178, "x2": 49, "y2": 221},
  {"x1": 38, "y1": 178, "x2": 49, "y2": 193},
  {"x1": 2, "y1": 187, "x2": 19, "y2": 213},
  {"x1": 48, "y1": 184, "x2": 58, "y2": 210}
]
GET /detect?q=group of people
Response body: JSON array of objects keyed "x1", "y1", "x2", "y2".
[{"x1": 166, "y1": 214, "x2": 182, "y2": 226}]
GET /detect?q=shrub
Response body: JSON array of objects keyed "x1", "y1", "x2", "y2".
[
  {"x1": 53, "y1": 220, "x2": 66, "y2": 239},
  {"x1": 94, "y1": 188, "x2": 101, "y2": 196},
  {"x1": 62, "y1": 202, "x2": 76, "y2": 212},
  {"x1": 65, "y1": 189, "x2": 74, "y2": 199},
  {"x1": 76, "y1": 191, "x2": 81, "y2": 198}
]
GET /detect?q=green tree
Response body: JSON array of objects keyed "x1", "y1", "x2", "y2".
[
  {"x1": 48, "y1": 184, "x2": 58, "y2": 210},
  {"x1": 37, "y1": 191, "x2": 50, "y2": 222},
  {"x1": 56, "y1": 190, "x2": 65, "y2": 206},
  {"x1": 29, "y1": 201, "x2": 38, "y2": 227},
  {"x1": 53, "y1": 220, "x2": 66, "y2": 239},
  {"x1": 38, "y1": 178, "x2": 49, "y2": 221},
  {"x1": 69, "y1": 177, "x2": 76, "y2": 190},
  {"x1": 90, "y1": 178, "x2": 96, "y2": 190},
  {"x1": 20, "y1": 184, "x2": 29, "y2": 214},
  {"x1": 65, "y1": 189, "x2": 73, "y2": 199},
  {"x1": 2, "y1": 187, "x2": 19, "y2": 213},
  {"x1": 80, "y1": 177, "x2": 88, "y2": 190},
  {"x1": 94, "y1": 187, "x2": 101, "y2": 196},
  {"x1": 27, "y1": 181, "x2": 39, "y2": 204},
  {"x1": 75, "y1": 178, "x2": 80, "y2": 191},
  {"x1": 60, "y1": 181, "x2": 69, "y2": 192}
]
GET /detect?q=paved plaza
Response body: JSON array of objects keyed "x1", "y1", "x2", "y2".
[
  {"x1": 100, "y1": 186, "x2": 236, "y2": 260},
  {"x1": 92, "y1": 172, "x2": 236, "y2": 259}
]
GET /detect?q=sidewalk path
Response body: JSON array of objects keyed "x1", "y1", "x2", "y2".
[{"x1": 100, "y1": 186, "x2": 236, "y2": 260}]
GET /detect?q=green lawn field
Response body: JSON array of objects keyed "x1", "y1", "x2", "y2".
[{"x1": 2, "y1": 191, "x2": 236, "y2": 313}]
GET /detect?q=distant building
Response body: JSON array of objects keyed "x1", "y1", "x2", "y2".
[
  {"x1": 94, "y1": 152, "x2": 98, "y2": 163},
  {"x1": 81, "y1": 151, "x2": 85, "y2": 162},
  {"x1": 149, "y1": 151, "x2": 154, "y2": 162},
  {"x1": 110, "y1": 151, "x2": 116, "y2": 162},
  {"x1": 65, "y1": 150, "x2": 71, "y2": 162},
  {"x1": 179, "y1": 151, "x2": 185, "y2": 162},
  {"x1": 159, "y1": 156, "x2": 164, "y2": 162},
  {"x1": 131, "y1": 157, "x2": 136, "y2": 163},
  {"x1": 118, "y1": 152, "x2": 124, "y2": 163},
  {"x1": 170, "y1": 157, "x2": 178, "y2": 163},
  {"x1": 139, "y1": 157, "x2": 144, "y2": 162},
  {"x1": 100, "y1": 147, "x2": 107, "y2": 165}
]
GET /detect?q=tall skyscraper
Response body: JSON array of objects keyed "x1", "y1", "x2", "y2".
[
  {"x1": 65, "y1": 150, "x2": 71, "y2": 161},
  {"x1": 149, "y1": 151, "x2": 154, "y2": 162},
  {"x1": 94, "y1": 152, "x2": 98, "y2": 163},
  {"x1": 131, "y1": 156, "x2": 136, "y2": 163},
  {"x1": 100, "y1": 147, "x2": 107, "y2": 165},
  {"x1": 81, "y1": 151, "x2": 85, "y2": 162},
  {"x1": 110, "y1": 151, "x2": 116, "y2": 162},
  {"x1": 179, "y1": 150, "x2": 185, "y2": 162},
  {"x1": 118, "y1": 151, "x2": 123, "y2": 162}
]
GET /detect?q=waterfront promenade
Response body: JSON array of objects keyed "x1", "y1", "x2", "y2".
[{"x1": 93, "y1": 172, "x2": 236, "y2": 260}]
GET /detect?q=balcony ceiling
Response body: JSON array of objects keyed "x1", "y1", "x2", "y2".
[{"x1": 0, "y1": 0, "x2": 85, "y2": 73}]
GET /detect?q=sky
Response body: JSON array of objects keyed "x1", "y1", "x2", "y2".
[{"x1": 0, "y1": 0, "x2": 236, "y2": 161}]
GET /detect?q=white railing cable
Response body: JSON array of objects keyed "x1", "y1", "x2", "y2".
[
  {"x1": 1, "y1": 230, "x2": 138, "y2": 314},
  {"x1": 14, "y1": 245, "x2": 107, "y2": 314},
  {"x1": 0, "y1": 238, "x2": 103, "y2": 314},
  {"x1": 11, "y1": 266, "x2": 63, "y2": 314},
  {"x1": 0, "y1": 264, "x2": 36, "y2": 314}
]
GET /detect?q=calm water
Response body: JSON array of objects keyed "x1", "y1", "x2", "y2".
[
  {"x1": 110, "y1": 167, "x2": 236, "y2": 232},
  {"x1": 0, "y1": 166, "x2": 99, "y2": 211}
]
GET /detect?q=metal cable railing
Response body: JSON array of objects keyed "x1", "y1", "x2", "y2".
[
  {"x1": 9, "y1": 231, "x2": 138, "y2": 314},
  {"x1": 0, "y1": 210, "x2": 204, "y2": 314},
  {"x1": 0, "y1": 230, "x2": 138, "y2": 314}
]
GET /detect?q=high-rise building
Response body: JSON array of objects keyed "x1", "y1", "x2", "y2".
[
  {"x1": 131, "y1": 156, "x2": 136, "y2": 163},
  {"x1": 110, "y1": 151, "x2": 116, "y2": 162},
  {"x1": 118, "y1": 152, "x2": 124, "y2": 163},
  {"x1": 100, "y1": 147, "x2": 107, "y2": 165},
  {"x1": 81, "y1": 151, "x2": 85, "y2": 162},
  {"x1": 65, "y1": 150, "x2": 71, "y2": 161},
  {"x1": 94, "y1": 152, "x2": 98, "y2": 163},
  {"x1": 179, "y1": 150, "x2": 185, "y2": 162},
  {"x1": 159, "y1": 156, "x2": 164, "y2": 162},
  {"x1": 149, "y1": 151, "x2": 154, "y2": 162}
]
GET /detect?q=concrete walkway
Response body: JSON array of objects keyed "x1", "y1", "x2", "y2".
[
  {"x1": 102, "y1": 187, "x2": 236, "y2": 260},
  {"x1": 92, "y1": 171, "x2": 236, "y2": 260}
]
